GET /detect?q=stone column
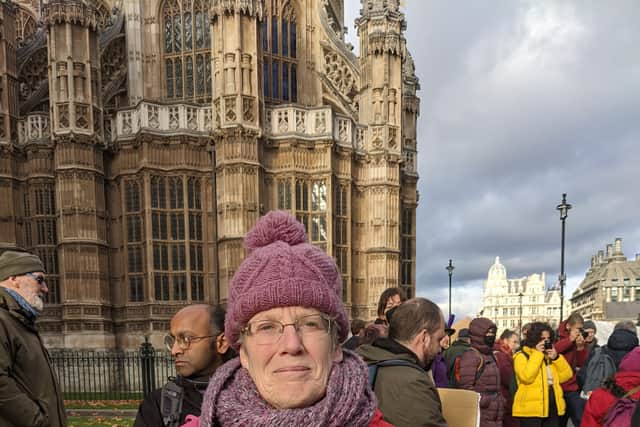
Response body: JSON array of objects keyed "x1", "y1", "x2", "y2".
[
  {"x1": 44, "y1": 0, "x2": 113, "y2": 349},
  {"x1": 209, "y1": 0, "x2": 264, "y2": 302}
]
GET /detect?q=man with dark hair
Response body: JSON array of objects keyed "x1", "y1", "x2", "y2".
[
  {"x1": 583, "y1": 320, "x2": 598, "y2": 351},
  {"x1": 556, "y1": 312, "x2": 588, "y2": 427},
  {"x1": 343, "y1": 319, "x2": 366, "y2": 350},
  {"x1": 134, "y1": 304, "x2": 235, "y2": 427},
  {"x1": 358, "y1": 297, "x2": 448, "y2": 426},
  {"x1": 374, "y1": 287, "x2": 406, "y2": 326},
  {"x1": 0, "y1": 251, "x2": 66, "y2": 427}
]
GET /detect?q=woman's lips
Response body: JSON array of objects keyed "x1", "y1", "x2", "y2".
[{"x1": 274, "y1": 366, "x2": 310, "y2": 374}]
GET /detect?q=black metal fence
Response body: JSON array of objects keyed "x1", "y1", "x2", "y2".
[{"x1": 49, "y1": 339, "x2": 176, "y2": 401}]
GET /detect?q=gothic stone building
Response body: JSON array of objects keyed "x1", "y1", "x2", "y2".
[
  {"x1": 0, "y1": 0, "x2": 420, "y2": 349},
  {"x1": 481, "y1": 257, "x2": 569, "y2": 333},
  {"x1": 571, "y1": 238, "x2": 640, "y2": 321}
]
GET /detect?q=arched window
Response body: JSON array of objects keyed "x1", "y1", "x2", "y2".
[
  {"x1": 162, "y1": 0, "x2": 212, "y2": 103},
  {"x1": 15, "y1": 6, "x2": 37, "y2": 45},
  {"x1": 263, "y1": 0, "x2": 297, "y2": 103}
]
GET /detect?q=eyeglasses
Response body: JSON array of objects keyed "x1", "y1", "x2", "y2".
[
  {"x1": 26, "y1": 273, "x2": 46, "y2": 285},
  {"x1": 241, "y1": 313, "x2": 333, "y2": 346},
  {"x1": 164, "y1": 334, "x2": 217, "y2": 352}
]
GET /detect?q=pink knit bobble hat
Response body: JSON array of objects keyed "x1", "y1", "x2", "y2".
[{"x1": 225, "y1": 210, "x2": 349, "y2": 349}]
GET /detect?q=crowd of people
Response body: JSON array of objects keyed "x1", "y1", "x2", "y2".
[{"x1": 1, "y1": 210, "x2": 639, "y2": 427}]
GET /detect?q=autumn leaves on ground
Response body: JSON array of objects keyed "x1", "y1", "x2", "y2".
[{"x1": 66, "y1": 400, "x2": 137, "y2": 427}]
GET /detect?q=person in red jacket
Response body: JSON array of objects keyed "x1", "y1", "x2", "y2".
[
  {"x1": 555, "y1": 313, "x2": 589, "y2": 427},
  {"x1": 494, "y1": 330, "x2": 520, "y2": 427},
  {"x1": 581, "y1": 346, "x2": 640, "y2": 426}
]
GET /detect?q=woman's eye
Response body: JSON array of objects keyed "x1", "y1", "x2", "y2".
[{"x1": 256, "y1": 322, "x2": 278, "y2": 333}]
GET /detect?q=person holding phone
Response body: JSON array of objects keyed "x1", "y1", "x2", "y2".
[{"x1": 512, "y1": 322, "x2": 573, "y2": 427}]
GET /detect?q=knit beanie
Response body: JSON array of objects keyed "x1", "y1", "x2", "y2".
[
  {"x1": 583, "y1": 320, "x2": 597, "y2": 331},
  {"x1": 618, "y1": 346, "x2": 640, "y2": 372},
  {"x1": 0, "y1": 251, "x2": 45, "y2": 281},
  {"x1": 225, "y1": 211, "x2": 349, "y2": 350}
]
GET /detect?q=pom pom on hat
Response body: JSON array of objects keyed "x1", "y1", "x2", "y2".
[
  {"x1": 225, "y1": 211, "x2": 349, "y2": 350},
  {"x1": 245, "y1": 211, "x2": 307, "y2": 252}
]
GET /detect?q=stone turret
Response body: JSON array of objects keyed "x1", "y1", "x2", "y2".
[
  {"x1": 44, "y1": 0, "x2": 112, "y2": 348},
  {"x1": 0, "y1": 1, "x2": 22, "y2": 250},
  {"x1": 355, "y1": 0, "x2": 407, "y2": 314},
  {"x1": 209, "y1": 0, "x2": 264, "y2": 301},
  {"x1": 0, "y1": 1, "x2": 18, "y2": 144}
]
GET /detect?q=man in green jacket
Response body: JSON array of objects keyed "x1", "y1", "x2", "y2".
[
  {"x1": 443, "y1": 328, "x2": 471, "y2": 385},
  {"x1": 358, "y1": 297, "x2": 448, "y2": 427},
  {"x1": 0, "y1": 250, "x2": 66, "y2": 426}
]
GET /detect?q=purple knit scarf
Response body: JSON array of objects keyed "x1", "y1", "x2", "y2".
[{"x1": 200, "y1": 349, "x2": 377, "y2": 427}]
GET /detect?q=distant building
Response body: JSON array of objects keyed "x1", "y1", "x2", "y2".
[
  {"x1": 481, "y1": 257, "x2": 569, "y2": 332},
  {"x1": 571, "y1": 238, "x2": 640, "y2": 321}
]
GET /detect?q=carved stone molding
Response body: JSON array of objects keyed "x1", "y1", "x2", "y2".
[
  {"x1": 42, "y1": 1, "x2": 99, "y2": 30},
  {"x1": 210, "y1": 0, "x2": 264, "y2": 21}
]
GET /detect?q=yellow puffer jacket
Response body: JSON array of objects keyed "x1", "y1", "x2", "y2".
[{"x1": 512, "y1": 346, "x2": 573, "y2": 418}]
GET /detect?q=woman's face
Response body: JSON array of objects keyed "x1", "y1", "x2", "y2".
[{"x1": 239, "y1": 306, "x2": 343, "y2": 409}]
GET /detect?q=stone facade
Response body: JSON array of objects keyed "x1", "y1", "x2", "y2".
[
  {"x1": 571, "y1": 238, "x2": 640, "y2": 321},
  {"x1": 0, "y1": 0, "x2": 420, "y2": 349},
  {"x1": 480, "y1": 257, "x2": 569, "y2": 332}
]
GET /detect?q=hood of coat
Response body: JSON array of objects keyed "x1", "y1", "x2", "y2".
[
  {"x1": 612, "y1": 371, "x2": 640, "y2": 397},
  {"x1": 0, "y1": 287, "x2": 36, "y2": 329},
  {"x1": 619, "y1": 347, "x2": 640, "y2": 372},
  {"x1": 469, "y1": 317, "x2": 497, "y2": 354},
  {"x1": 607, "y1": 328, "x2": 639, "y2": 352},
  {"x1": 356, "y1": 337, "x2": 422, "y2": 366}
]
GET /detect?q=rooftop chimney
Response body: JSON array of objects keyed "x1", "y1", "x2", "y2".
[
  {"x1": 614, "y1": 238, "x2": 623, "y2": 254},
  {"x1": 598, "y1": 250, "x2": 605, "y2": 264},
  {"x1": 606, "y1": 244, "x2": 613, "y2": 259}
]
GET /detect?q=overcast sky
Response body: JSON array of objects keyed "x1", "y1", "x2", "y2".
[{"x1": 345, "y1": 1, "x2": 640, "y2": 318}]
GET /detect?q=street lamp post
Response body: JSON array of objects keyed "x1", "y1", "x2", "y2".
[
  {"x1": 518, "y1": 292, "x2": 524, "y2": 334},
  {"x1": 446, "y1": 259, "x2": 455, "y2": 320},
  {"x1": 557, "y1": 193, "x2": 572, "y2": 323}
]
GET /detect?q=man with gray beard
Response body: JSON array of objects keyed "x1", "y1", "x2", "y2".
[{"x1": 0, "y1": 250, "x2": 66, "y2": 426}]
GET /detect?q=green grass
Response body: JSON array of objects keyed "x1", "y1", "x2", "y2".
[
  {"x1": 64, "y1": 392, "x2": 143, "y2": 401},
  {"x1": 65, "y1": 400, "x2": 141, "y2": 410},
  {"x1": 67, "y1": 416, "x2": 134, "y2": 427}
]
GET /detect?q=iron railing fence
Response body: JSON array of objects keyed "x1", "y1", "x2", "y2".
[{"x1": 49, "y1": 341, "x2": 175, "y2": 401}]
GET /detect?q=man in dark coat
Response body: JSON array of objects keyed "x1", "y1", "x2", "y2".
[
  {"x1": 357, "y1": 297, "x2": 448, "y2": 427},
  {"x1": 343, "y1": 318, "x2": 366, "y2": 350},
  {"x1": 577, "y1": 320, "x2": 639, "y2": 393},
  {"x1": 457, "y1": 317, "x2": 504, "y2": 427},
  {"x1": 0, "y1": 251, "x2": 66, "y2": 427},
  {"x1": 134, "y1": 304, "x2": 234, "y2": 427}
]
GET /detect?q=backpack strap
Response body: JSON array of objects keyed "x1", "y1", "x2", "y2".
[
  {"x1": 602, "y1": 384, "x2": 640, "y2": 424},
  {"x1": 620, "y1": 384, "x2": 640, "y2": 400},
  {"x1": 368, "y1": 359, "x2": 424, "y2": 389},
  {"x1": 160, "y1": 378, "x2": 184, "y2": 427}
]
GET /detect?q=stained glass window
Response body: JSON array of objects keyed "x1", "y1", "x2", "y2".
[
  {"x1": 263, "y1": 0, "x2": 298, "y2": 103},
  {"x1": 162, "y1": 0, "x2": 212, "y2": 102}
]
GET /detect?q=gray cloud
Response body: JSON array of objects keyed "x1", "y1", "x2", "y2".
[{"x1": 345, "y1": 1, "x2": 640, "y2": 316}]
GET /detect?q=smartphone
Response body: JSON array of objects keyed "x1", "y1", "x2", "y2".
[{"x1": 544, "y1": 340, "x2": 553, "y2": 350}]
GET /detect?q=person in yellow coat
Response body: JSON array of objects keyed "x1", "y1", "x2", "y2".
[{"x1": 512, "y1": 322, "x2": 573, "y2": 427}]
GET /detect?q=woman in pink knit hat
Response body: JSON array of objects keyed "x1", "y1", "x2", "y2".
[{"x1": 197, "y1": 211, "x2": 393, "y2": 427}]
